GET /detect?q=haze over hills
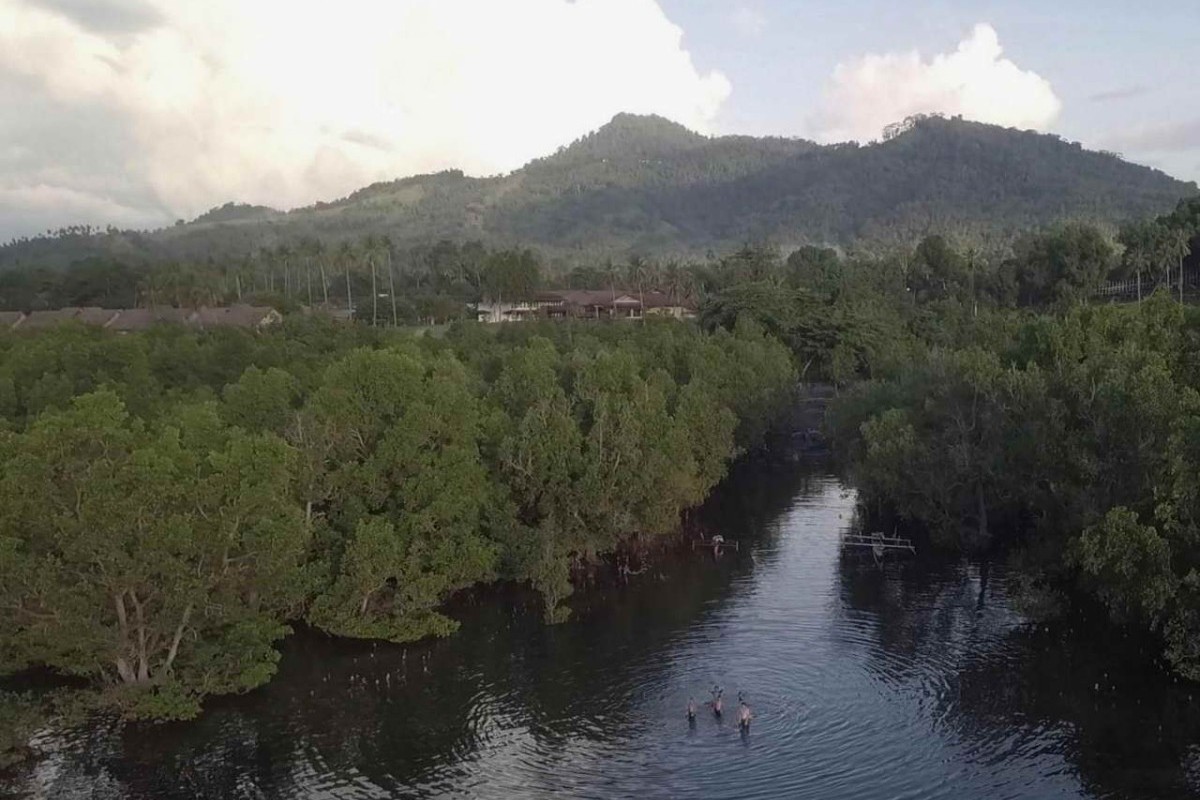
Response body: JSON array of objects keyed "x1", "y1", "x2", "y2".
[{"x1": 2, "y1": 113, "x2": 1195, "y2": 269}]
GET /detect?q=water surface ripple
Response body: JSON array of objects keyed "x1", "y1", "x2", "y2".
[{"x1": 11, "y1": 465, "x2": 1200, "y2": 799}]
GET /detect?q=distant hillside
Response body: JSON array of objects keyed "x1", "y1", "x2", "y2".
[{"x1": 2, "y1": 114, "x2": 1195, "y2": 268}]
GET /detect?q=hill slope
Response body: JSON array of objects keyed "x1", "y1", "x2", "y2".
[{"x1": 3, "y1": 114, "x2": 1195, "y2": 267}]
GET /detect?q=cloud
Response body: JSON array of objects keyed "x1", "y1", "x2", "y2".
[
  {"x1": 1102, "y1": 118, "x2": 1200, "y2": 154},
  {"x1": 811, "y1": 23, "x2": 1061, "y2": 143},
  {"x1": 1089, "y1": 85, "x2": 1150, "y2": 103},
  {"x1": 731, "y1": 6, "x2": 766, "y2": 37},
  {"x1": 0, "y1": 184, "x2": 165, "y2": 233},
  {"x1": 0, "y1": 0, "x2": 730, "y2": 239},
  {"x1": 25, "y1": 0, "x2": 162, "y2": 34}
]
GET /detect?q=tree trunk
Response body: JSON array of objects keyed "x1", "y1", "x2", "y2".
[
  {"x1": 164, "y1": 603, "x2": 193, "y2": 673},
  {"x1": 235, "y1": 273, "x2": 242, "y2": 301},
  {"x1": 387, "y1": 250, "x2": 398, "y2": 326},
  {"x1": 113, "y1": 591, "x2": 138, "y2": 684},
  {"x1": 976, "y1": 481, "x2": 989, "y2": 544},
  {"x1": 129, "y1": 591, "x2": 150, "y2": 683},
  {"x1": 371, "y1": 254, "x2": 378, "y2": 326},
  {"x1": 307, "y1": 266, "x2": 313, "y2": 307},
  {"x1": 319, "y1": 259, "x2": 329, "y2": 305},
  {"x1": 344, "y1": 266, "x2": 353, "y2": 318}
]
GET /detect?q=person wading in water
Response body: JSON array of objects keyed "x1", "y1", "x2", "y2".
[
  {"x1": 710, "y1": 685, "x2": 724, "y2": 717},
  {"x1": 687, "y1": 697, "x2": 697, "y2": 723},
  {"x1": 737, "y1": 694, "x2": 753, "y2": 732}
]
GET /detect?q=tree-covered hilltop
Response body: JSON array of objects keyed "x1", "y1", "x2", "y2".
[
  {"x1": 0, "y1": 317, "x2": 796, "y2": 723},
  {"x1": 5, "y1": 195, "x2": 1198, "y2": 335},
  {"x1": 2, "y1": 114, "x2": 1193, "y2": 269}
]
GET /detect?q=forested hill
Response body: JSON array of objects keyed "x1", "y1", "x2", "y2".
[{"x1": 3, "y1": 114, "x2": 1195, "y2": 268}]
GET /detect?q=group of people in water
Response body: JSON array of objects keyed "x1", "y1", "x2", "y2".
[{"x1": 687, "y1": 686, "x2": 753, "y2": 731}]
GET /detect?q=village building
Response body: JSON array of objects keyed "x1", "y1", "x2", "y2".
[
  {"x1": 0, "y1": 305, "x2": 283, "y2": 333},
  {"x1": 473, "y1": 299, "x2": 547, "y2": 324},
  {"x1": 475, "y1": 289, "x2": 694, "y2": 323}
]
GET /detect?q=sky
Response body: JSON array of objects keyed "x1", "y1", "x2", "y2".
[{"x1": 0, "y1": 0, "x2": 1197, "y2": 241}]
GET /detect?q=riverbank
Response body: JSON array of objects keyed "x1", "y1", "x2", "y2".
[
  {"x1": 0, "y1": 318, "x2": 799, "y2": 725},
  {"x1": 824, "y1": 295, "x2": 1200, "y2": 682},
  {"x1": 9, "y1": 463, "x2": 1200, "y2": 799}
]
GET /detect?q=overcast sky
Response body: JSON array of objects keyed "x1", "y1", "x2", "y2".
[{"x1": 1, "y1": 0, "x2": 1197, "y2": 241}]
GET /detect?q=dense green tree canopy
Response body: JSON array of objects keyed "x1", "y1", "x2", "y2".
[{"x1": 0, "y1": 314, "x2": 796, "y2": 724}]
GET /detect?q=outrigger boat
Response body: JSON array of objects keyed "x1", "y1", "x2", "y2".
[{"x1": 843, "y1": 530, "x2": 916, "y2": 558}]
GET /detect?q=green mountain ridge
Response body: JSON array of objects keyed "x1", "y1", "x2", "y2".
[{"x1": 3, "y1": 113, "x2": 1195, "y2": 268}]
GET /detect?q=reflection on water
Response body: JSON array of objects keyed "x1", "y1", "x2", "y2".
[{"x1": 10, "y1": 461, "x2": 1200, "y2": 799}]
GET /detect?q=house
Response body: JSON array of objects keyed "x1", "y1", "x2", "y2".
[
  {"x1": 192, "y1": 305, "x2": 283, "y2": 331},
  {"x1": 104, "y1": 307, "x2": 197, "y2": 332},
  {"x1": 0, "y1": 305, "x2": 283, "y2": 333},
  {"x1": 17, "y1": 307, "x2": 106, "y2": 329},
  {"x1": 641, "y1": 291, "x2": 696, "y2": 320},
  {"x1": 0, "y1": 311, "x2": 26, "y2": 330},
  {"x1": 475, "y1": 299, "x2": 547, "y2": 323},
  {"x1": 475, "y1": 290, "x2": 695, "y2": 323}
]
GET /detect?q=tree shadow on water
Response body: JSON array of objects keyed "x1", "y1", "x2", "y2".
[
  {"x1": 835, "y1": 545, "x2": 1200, "y2": 799},
  {"x1": 25, "y1": 458, "x2": 827, "y2": 799}
]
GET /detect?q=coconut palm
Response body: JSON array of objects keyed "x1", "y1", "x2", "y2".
[
  {"x1": 1162, "y1": 227, "x2": 1192, "y2": 302},
  {"x1": 626, "y1": 256, "x2": 649, "y2": 322},
  {"x1": 382, "y1": 235, "x2": 398, "y2": 326},
  {"x1": 363, "y1": 235, "x2": 380, "y2": 326},
  {"x1": 309, "y1": 238, "x2": 330, "y2": 306},
  {"x1": 336, "y1": 241, "x2": 356, "y2": 315}
]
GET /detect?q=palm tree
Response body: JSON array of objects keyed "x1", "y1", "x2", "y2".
[
  {"x1": 363, "y1": 235, "x2": 379, "y2": 326},
  {"x1": 627, "y1": 256, "x2": 649, "y2": 322},
  {"x1": 256, "y1": 247, "x2": 274, "y2": 293},
  {"x1": 603, "y1": 259, "x2": 621, "y2": 318},
  {"x1": 382, "y1": 235, "x2": 398, "y2": 326},
  {"x1": 229, "y1": 256, "x2": 248, "y2": 301},
  {"x1": 1164, "y1": 227, "x2": 1191, "y2": 302},
  {"x1": 310, "y1": 239, "x2": 330, "y2": 306},
  {"x1": 337, "y1": 241, "x2": 356, "y2": 317},
  {"x1": 1119, "y1": 223, "x2": 1151, "y2": 301},
  {"x1": 662, "y1": 262, "x2": 679, "y2": 303},
  {"x1": 136, "y1": 268, "x2": 163, "y2": 308},
  {"x1": 277, "y1": 244, "x2": 293, "y2": 297},
  {"x1": 297, "y1": 239, "x2": 315, "y2": 307}
]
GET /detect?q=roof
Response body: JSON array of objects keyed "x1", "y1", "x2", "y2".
[
  {"x1": 0, "y1": 305, "x2": 282, "y2": 333},
  {"x1": 18, "y1": 308, "x2": 94, "y2": 329},
  {"x1": 536, "y1": 289, "x2": 691, "y2": 309},
  {"x1": 76, "y1": 307, "x2": 121, "y2": 326},
  {"x1": 104, "y1": 308, "x2": 196, "y2": 331},
  {"x1": 192, "y1": 305, "x2": 282, "y2": 329}
]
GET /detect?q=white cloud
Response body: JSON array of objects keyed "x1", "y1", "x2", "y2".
[
  {"x1": 811, "y1": 23, "x2": 1061, "y2": 143},
  {"x1": 731, "y1": 6, "x2": 766, "y2": 37},
  {"x1": 1102, "y1": 118, "x2": 1200, "y2": 154},
  {"x1": 0, "y1": 0, "x2": 731, "y2": 238}
]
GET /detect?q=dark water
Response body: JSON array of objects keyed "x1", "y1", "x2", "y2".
[{"x1": 11, "y1": 462, "x2": 1200, "y2": 799}]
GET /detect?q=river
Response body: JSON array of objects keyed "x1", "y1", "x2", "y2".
[{"x1": 10, "y1": 460, "x2": 1200, "y2": 799}]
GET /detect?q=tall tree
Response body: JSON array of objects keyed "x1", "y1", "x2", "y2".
[
  {"x1": 337, "y1": 241, "x2": 356, "y2": 315},
  {"x1": 0, "y1": 394, "x2": 311, "y2": 718}
]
